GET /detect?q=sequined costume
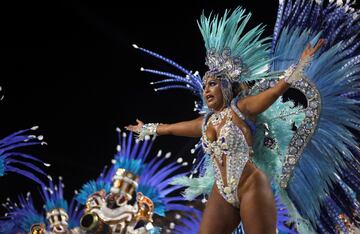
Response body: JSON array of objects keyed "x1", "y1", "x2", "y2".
[
  {"x1": 134, "y1": 1, "x2": 360, "y2": 232},
  {"x1": 202, "y1": 101, "x2": 253, "y2": 208}
]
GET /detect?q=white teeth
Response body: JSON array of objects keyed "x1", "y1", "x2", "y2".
[{"x1": 206, "y1": 95, "x2": 214, "y2": 101}]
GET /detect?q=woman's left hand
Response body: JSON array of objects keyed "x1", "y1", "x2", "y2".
[{"x1": 300, "y1": 39, "x2": 326, "y2": 62}]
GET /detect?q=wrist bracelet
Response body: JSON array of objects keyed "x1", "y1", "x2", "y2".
[
  {"x1": 137, "y1": 123, "x2": 159, "y2": 141},
  {"x1": 280, "y1": 57, "x2": 311, "y2": 85}
]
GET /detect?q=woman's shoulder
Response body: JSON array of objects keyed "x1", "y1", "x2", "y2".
[{"x1": 232, "y1": 97, "x2": 257, "y2": 122}]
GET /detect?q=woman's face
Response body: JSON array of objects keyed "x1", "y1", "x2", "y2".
[{"x1": 203, "y1": 76, "x2": 225, "y2": 111}]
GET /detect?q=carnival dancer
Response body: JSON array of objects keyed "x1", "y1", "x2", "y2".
[{"x1": 127, "y1": 1, "x2": 360, "y2": 233}]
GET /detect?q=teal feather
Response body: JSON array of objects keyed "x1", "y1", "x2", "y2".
[
  {"x1": 268, "y1": 7, "x2": 360, "y2": 230},
  {"x1": 198, "y1": 7, "x2": 272, "y2": 82},
  {"x1": 115, "y1": 157, "x2": 146, "y2": 176},
  {"x1": 149, "y1": 227, "x2": 161, "y2": 234},
  {"x1": 75, "y1": 180, "x2": 111, "y2": 205},
  {"x1": 171, "y1": 155, "x2": 214, "y2": 200},
  {"x1": 253, "y1": 98, "x2": 305, "y2": 179}
]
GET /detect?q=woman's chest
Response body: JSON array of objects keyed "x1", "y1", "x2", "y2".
[
  {"x1": 202, "y1": 120, "x2": 248, "y2": 157},
  {"x1": 203, "y1": 110, "x2": 253, "y2": 146}
]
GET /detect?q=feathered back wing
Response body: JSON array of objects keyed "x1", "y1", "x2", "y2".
[{"x1": 264, "y1": 0, "x2": 360, "y2": 232}]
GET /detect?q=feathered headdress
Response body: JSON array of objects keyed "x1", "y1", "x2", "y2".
[
  {"x1": 198, "y1": 7, "x2": 272, "y2": 83},
  {"x1": 76, "y1": 130, "x2": 191, "y2": 216},
  {"x1": 0, "y1": 193, "x2": 45, "y2": 233},
  {"x1": 0, "y1": 178, "x2": 82, "y2": 233},
  {"x1": 41, "y1": 176, "x2": 82, "y2": 229},
  {"x1": 132, "y1": 7, "x2": 277, "y2": 113}
]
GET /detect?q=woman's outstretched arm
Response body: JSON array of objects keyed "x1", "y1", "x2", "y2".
[
  {"x1": 125, "y1": 116, "x2": 204, "y2": 138},
  {"x1": 240, "y1": 79, "x2": 290, "y2": 116},
  {"x1": 241, "y1": 39, "x2": 325, "y2": 116}
]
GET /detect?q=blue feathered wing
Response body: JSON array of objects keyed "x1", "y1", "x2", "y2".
[{"x1": 256, "y1": 0, "x2": 360, "y2": 232}]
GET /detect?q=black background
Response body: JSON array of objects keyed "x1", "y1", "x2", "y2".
[{"x1": 0, "y1": 0, "x2": 293, "y2": 212}]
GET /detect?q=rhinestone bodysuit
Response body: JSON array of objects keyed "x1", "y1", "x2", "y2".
[{"x1": 202, "y1": 102, "x2": 251, "y2": 208}]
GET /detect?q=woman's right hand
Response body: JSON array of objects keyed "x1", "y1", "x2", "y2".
[
  {"x1": 300, "y1": 38, "x2": 325, "y2": 62},
  {"x1": 125, "y1": 119, "x2": 144, "y2": 134}
]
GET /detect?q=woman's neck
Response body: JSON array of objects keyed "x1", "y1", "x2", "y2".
[{"x1": 212, "y1": 103, "x2": 227, "y2": 113}]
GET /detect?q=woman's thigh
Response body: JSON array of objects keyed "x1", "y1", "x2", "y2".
[
  {"x1": 199, "y1": 185, "x2": 241, "y2": 234},
  {"x1": 239, "y1": 172, "x2": 276, "y2": 234}
]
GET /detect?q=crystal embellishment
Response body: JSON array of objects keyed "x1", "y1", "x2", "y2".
[
  {"x1": 205, "y1": 47, "x2": 249, "y2": 81},
  {"x1": 280, "y1": 77, "x2": 321, "y2": 188},
  {"x1": 202, "y1": 107, "x2": 250, "y2": 207}
]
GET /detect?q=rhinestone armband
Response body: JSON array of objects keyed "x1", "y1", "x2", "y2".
[
  {"x1": 137, "y1": 123, "x2": 159, "y2": 141},
  {"x1": 280, "y1": 77, "x2": 321, "y2": 188},
  {"x1": 280, "y1": 57, "x2": 311, "y2": 85}
]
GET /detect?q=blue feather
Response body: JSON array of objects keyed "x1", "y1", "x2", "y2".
[
  {"x1": 75, "y1": 179, "x2": 111, "y2": 205},
  {"x1": 76, "y1": 130, "x2": 193, "y2": 216},
  {"x1": 67, "y1": 198, "x2": 82, "y2": 229},
  {"x1": 0, "y1": 194, "x2": 45, "y2": 233},
  {"x1": 269, "y1": 0, "x2": 360, "y2": 231},
  {"x1": 0, "y1": 127, "x2": 48, "y2": 185},
  {"x1": 41, "y1": 176, "x2": 69, "y2": 213}
]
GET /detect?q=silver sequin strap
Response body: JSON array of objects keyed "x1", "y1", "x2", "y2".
[
  {"x1": 280, "y1": 77, "x2": 321, "y2": 188},
  {"x1": 230, "y1": 98, "x2": 245, "y2": 120},
  {"x1": 202, "y1": 112, "x2": 213, "y2": 133}
]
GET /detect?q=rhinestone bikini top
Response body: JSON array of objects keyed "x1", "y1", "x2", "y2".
[{"x1": 201, "y1": 99, "x2": 255, "y2": 164}]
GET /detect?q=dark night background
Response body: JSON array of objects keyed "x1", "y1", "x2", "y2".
[{"x1": 0, "y1": 0, "x2": 282, "y2": 212}]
